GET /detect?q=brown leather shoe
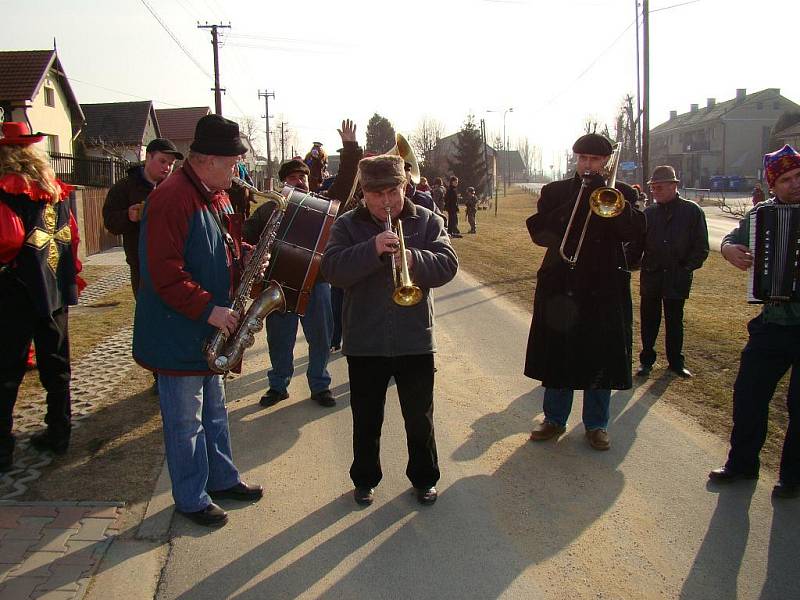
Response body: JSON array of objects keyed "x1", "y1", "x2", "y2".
[
  {"x1": 585, "y1": 428, "x2": 611, "y2": 451},
  {"x1": 529, "y1": 420, "x2": 566, "y2": 442}
]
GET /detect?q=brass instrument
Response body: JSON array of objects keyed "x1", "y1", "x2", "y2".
[
  {"x1": 204, "y1": 178, "x2": 288, "y2": 373},
  {"x1": 341, "y1": 133, "x2": 420, "y2": 213},
  {"x1": 385, "y1": 207, "x2": 423, "y2": 306},
  {"x1": 558, "y1": 144, "x2": 625, "y2": 268}
]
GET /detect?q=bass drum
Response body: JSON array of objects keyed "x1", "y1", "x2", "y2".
[{"x1": 263, "y1": 186, "x2": 339, "y2": 315}]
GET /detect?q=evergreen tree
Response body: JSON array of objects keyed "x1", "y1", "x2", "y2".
[
  {"x1": 448, "y1": 114, "x2": 486, "y2": 195},
  {"x1": 365, "y1": 113, "x2": 396, "y2": 154}
]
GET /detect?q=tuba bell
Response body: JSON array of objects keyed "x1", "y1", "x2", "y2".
[{"x1": 558, "y1": 143, "x2": 625, "y2": 268}]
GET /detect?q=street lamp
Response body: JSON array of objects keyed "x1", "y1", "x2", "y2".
[{"x1": 487, "y1": 107, "x2": 513, "y2": 200}]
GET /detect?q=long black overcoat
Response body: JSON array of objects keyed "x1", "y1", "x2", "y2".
[{"x1": 524, "y1": 174, "x2": 645, "y2": 390}]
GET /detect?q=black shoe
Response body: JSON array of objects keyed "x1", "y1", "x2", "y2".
[
  {"x1": 29, "y1": 430, "x2": 69, "y2": 455},
  {"x1": 635, "y1": 364, "x2": 652, "y2": 377},
  {"x1": 669, "y1": 366, "x2": 693, "y2": 378},
  {"x1": 312, "y1": 389, "x2": 336, "y2": 407},
  {"x1": 0, "y1": 455, "x2": 12, "y2": 473},
  {"x1": 259, "y1": 389, "x2": 289, "y2": 407},
  {"x1": 708, "y1": 466, "x2": 758, "y2": 483},
  {"x1": 209, "y1": 481, "x2": 264, "y2": 502},
  {"x1": 354, "y1": 487, "x2": 374, "y2": 506},
  {"x1": 179, "y1": 503, "x2": 228, "y2": 527},
  {"x1": 772, "y1": 481, "x2": 800, "y2": 499},
  {"x1": 416, "y1": 486, "x2": 438, "y2": 505}
]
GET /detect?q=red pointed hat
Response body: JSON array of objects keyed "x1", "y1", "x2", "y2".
[{"x1": 0, "y1": 122, "x2": 45, "y2": 146}]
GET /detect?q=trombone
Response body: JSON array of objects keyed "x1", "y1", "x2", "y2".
[
  {"x1": 385, "y1": 207, "x2": 423, "y2": 307},
  {"x1": 558, "y1": 144, "x2": 626, "y2": 268}
]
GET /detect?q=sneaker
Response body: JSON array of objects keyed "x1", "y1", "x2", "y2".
[
  {"x1": 529, "y1": 420, "x2": 566, "y2": 442},
  {"x1": 312, "y1": 389, "x2": 336, "y2": 407},
  {"x1": 416, "y1": 486, "x2": 438, "y2": 505},
  {"x1": 585, "y1": 428, "x2": 611, "y2": 451},
  {"x1": 259, "y1": 389, "x2": 289, "y2": 407}
]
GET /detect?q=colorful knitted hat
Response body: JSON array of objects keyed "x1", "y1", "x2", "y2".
[{"x1": 764, "y1": 145, "x2": 800, "y2": 188}]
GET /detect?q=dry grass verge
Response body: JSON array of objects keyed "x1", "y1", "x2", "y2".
[{"x1": 451, "y1": 188, "x2": 787, "y2": 470}]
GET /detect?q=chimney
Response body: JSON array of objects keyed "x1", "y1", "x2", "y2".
[
  {"x1": 736, "y1": 88, "x2": 747, "y2": 102},
  {"x1": 669, "y1": 110, "x2": 677, "y2": 120},
  {"x1": 707, "y1": 98, "x2": 716, "y2": 108},
  {"x1": 690, "y1": 103, "x2": 699, "y2": 113}
]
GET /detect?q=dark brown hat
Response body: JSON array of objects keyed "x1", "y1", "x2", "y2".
[
  {"x1": 278, "y1": 159, "x2": 310, "y2": 182},
  {"x1": 190, "y1": 114, "x2": 247, "y2": 157},
  {"x1": 647, "y1": 165, "x2": 680, "y2": 184},
  {"x1": 358, "y1": 155, "x2": 406, "y2": 192},
  {"x1": 572, "y1": 133, "x2": 613, "y2": 156}
]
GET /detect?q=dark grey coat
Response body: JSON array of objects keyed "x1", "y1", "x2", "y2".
[
  {"x1": 632, "y1": 195, "x2": 709, "y2": 299},
  {"x1": 524, "y1": 174, "x2": 645, "y2": 390},
  {"x1": 321, "y1": 199, "x2": 457, "y2": 357}
]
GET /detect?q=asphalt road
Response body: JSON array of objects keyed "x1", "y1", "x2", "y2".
[{"x1": 153, "y1": 269, "x2": 799, "y2": 600}]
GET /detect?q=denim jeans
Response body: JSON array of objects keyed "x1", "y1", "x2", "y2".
[
  {"x1": 543, "y1": 387, "x2": 611, "y2": 430},
  {"x1": 158, "y1": 374, "x2": 240, "y2": 513},
  {"x1": 266, "y1": 282, "x2": 333, "y2": 394}
]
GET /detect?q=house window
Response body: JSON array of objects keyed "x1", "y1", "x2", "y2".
[
  {"x1": 45, "y1": 135, "x2": 59, "y2": 154},
  {"x1": 44, "y1": 87, "x2": 55, "y2": 107}
]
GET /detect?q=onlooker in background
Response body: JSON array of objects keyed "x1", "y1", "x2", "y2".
[
  {"x1": 463, "y1": 186, "x2": 478, "y2": 233},
  {"x1": 305, "y1": 141, "x2": 328, "y2": 192},
  {"x1": 710, "y1": 145, "x2": 800, "y2": 499},
  {"x1": 751, "y1": 184, "x2": 765, "y2": 207},
  {"x1": 431, "y1": 176, "x2": 448, "y2": 229},
  {"x1": 0, "y1": 122, "x2": 85, "y2": 471},
  {"x1": 405, "y1": 164, "x2": 435, "y2": 211},
  {"x1": 631, "y1": 165, "x2": 709, "y2": 380},
  {"x1": 103, "y1": 138, "x2": 183, "y2": 296},
  {"x1": 444, "y1": 175, "x2": 462, "y2": 238},
  {"x1": 631, "y1": 183, "x2": 649, "y2": 210},
  {"x1": 417, "y1": 176, "x2": 431, "y2": 192}
]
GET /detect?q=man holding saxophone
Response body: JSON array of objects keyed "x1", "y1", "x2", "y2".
[
  {"x1": 322, "y1": 154, "x2": 458, "y2": 506},
  {"x1": 525, "y1": 133, "x2": 645, "y2": 451},
  {"x1": 133, "y1": 115, "x2": 264, "y2": 527}
]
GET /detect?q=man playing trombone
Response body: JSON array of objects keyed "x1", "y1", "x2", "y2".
[
  {"x1": 322, "y1": 154, "x2": 457, "y2": 506},
  {"x1": 524, "y1": 133, "x2": 645, "y2": 451}
]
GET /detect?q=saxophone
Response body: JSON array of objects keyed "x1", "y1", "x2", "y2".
[{"x1": 204, "y1": 179, "x2": 288, "y2": 374}]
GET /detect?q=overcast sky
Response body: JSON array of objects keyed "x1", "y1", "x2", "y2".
[{"x1": 4, "y1": 0, "x2": 796, "y2": 175}]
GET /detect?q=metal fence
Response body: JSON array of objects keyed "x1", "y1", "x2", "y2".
[{"x1": 48, "y1": 152, "x2": 130, "y2": 187}]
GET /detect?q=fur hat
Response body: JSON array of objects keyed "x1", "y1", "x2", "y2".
[
  {"x1": 190, "y1": 115, "x2": 247, "y2": 157},
  {"x1": 647, "y1": 165, "x2": 680, "y2": 184},
  {"x1": 358, "y1": 155, "x2": 406, "y2": 192},
  {"x1": 278, "y1": 159, "x2": 310, "y2": 182},
  {"x1": 764, "y1": 145, "x2": 800, "y2": 188},
  {"x1": 572, "y1": 133, "x2": 613, "y2": 156}
]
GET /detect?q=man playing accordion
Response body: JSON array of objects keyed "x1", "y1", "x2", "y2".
[{"x1": 711, "y1": 144, "x2": 800, "y2": 499}]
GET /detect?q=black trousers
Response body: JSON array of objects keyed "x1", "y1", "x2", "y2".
[
  {"x1": 725, "y1": 316, "x2": 800, "y2": 484},
  {"x1": 0, "y1": 281, "x2": 71, "y2": 458},
  {"x1": 447, "y1": 211, "x2": 460, "y2": 235},
  {"x1": 347, "y1": 354, "x2": 439, "y2": 489},
  {"x1": 639, "y1": 296, "x2": 686, "y2": 368}
]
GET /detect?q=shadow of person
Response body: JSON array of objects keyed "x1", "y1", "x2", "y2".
[
  {"x1": 759, "y1": 497, "x2": 800, "y2": 599},
  {"x1": 679, "y1": 483, "x2": 756, "y2": 599}
]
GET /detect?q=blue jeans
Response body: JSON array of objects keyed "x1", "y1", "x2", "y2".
[
  {"x1": 543, "y1": 387, "x2": 611, "y2": 430},
  {"x1": 158, "y1": 374, "x2": 240, "y2": 513},
  {"x1": 266, "y1": 282, "x2": 333, "y2": 394}
]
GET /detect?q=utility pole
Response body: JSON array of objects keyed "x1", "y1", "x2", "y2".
[
  {"x1": 641, "y1": 0, "x2": 650, "y2": 189},
  {"x1": 480, "y1": 118, "x2": 491, "y2": 205},
  {"x1": 258, "y1": 89, "x2": 275, "y2": 182},
  {"x1": 198, "y1": 22, "x2": 230, "y2": 115},
  {"x1": 634, "y1": 0, "x2": 643, "y2": 187},
  {"x1": 280, "y1": 122, "x2": 288, "y2": 163}
]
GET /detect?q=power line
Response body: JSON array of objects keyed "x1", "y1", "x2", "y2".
[
  {"x1": 66, "y1": 76, "x2": 187, "y2": 108},
  {"x1": 139, "y1": 0, "x2": 212, "y2": 80}
]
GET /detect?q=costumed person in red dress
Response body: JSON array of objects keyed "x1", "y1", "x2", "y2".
[{"x1": 0, "y1": 122, "x2": 84, "y2": 472}]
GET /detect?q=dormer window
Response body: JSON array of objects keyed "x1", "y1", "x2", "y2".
[{"x1": 44, "y1": 87, "x2": 55, "y2": 107}]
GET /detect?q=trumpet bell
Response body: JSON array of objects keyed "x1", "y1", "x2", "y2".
[
  {"x1": 388, "y1": 133, "x2": 420, "y2": 184},
  {"x1": 589, "y1": 187, "x2": 625, "y2": 218},
  {"x1": 393, "y1": 285, "x2": 423, "y2": 307}
]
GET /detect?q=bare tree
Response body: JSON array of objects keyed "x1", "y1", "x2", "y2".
[
  {"x1": 236, "y1": 115, "x2": 264, "y2": 158},
  {"x1": 411, "y1": 117, "x2": 445, "y2": 177},
  {"x1": 518, "y1": 136, "x2": 542, "y2": 181}
]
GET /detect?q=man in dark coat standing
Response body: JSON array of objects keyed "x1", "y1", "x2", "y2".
[
  {"x1": 633, "y1": 166, "x2": 709, "y2": 379},
  {"x1": 525, "y1": 133, "x2": 645, "y2": 451}
]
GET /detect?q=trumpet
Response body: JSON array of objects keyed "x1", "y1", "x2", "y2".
[
  {"x1": 385, "y1": 207, "x2": 423, "y2": 306},
  {"x1": 558, "y1": 144, "x2": 625, "y2": 268}
]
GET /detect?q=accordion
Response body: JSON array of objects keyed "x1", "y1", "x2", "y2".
[{"x1": 748, "y1": 204, "x2": 800, "y2": 303}]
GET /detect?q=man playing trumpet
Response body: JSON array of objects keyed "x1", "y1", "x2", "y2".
[{"x1": 322, "y1": 154, "x2": 458, "y2": 506}]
